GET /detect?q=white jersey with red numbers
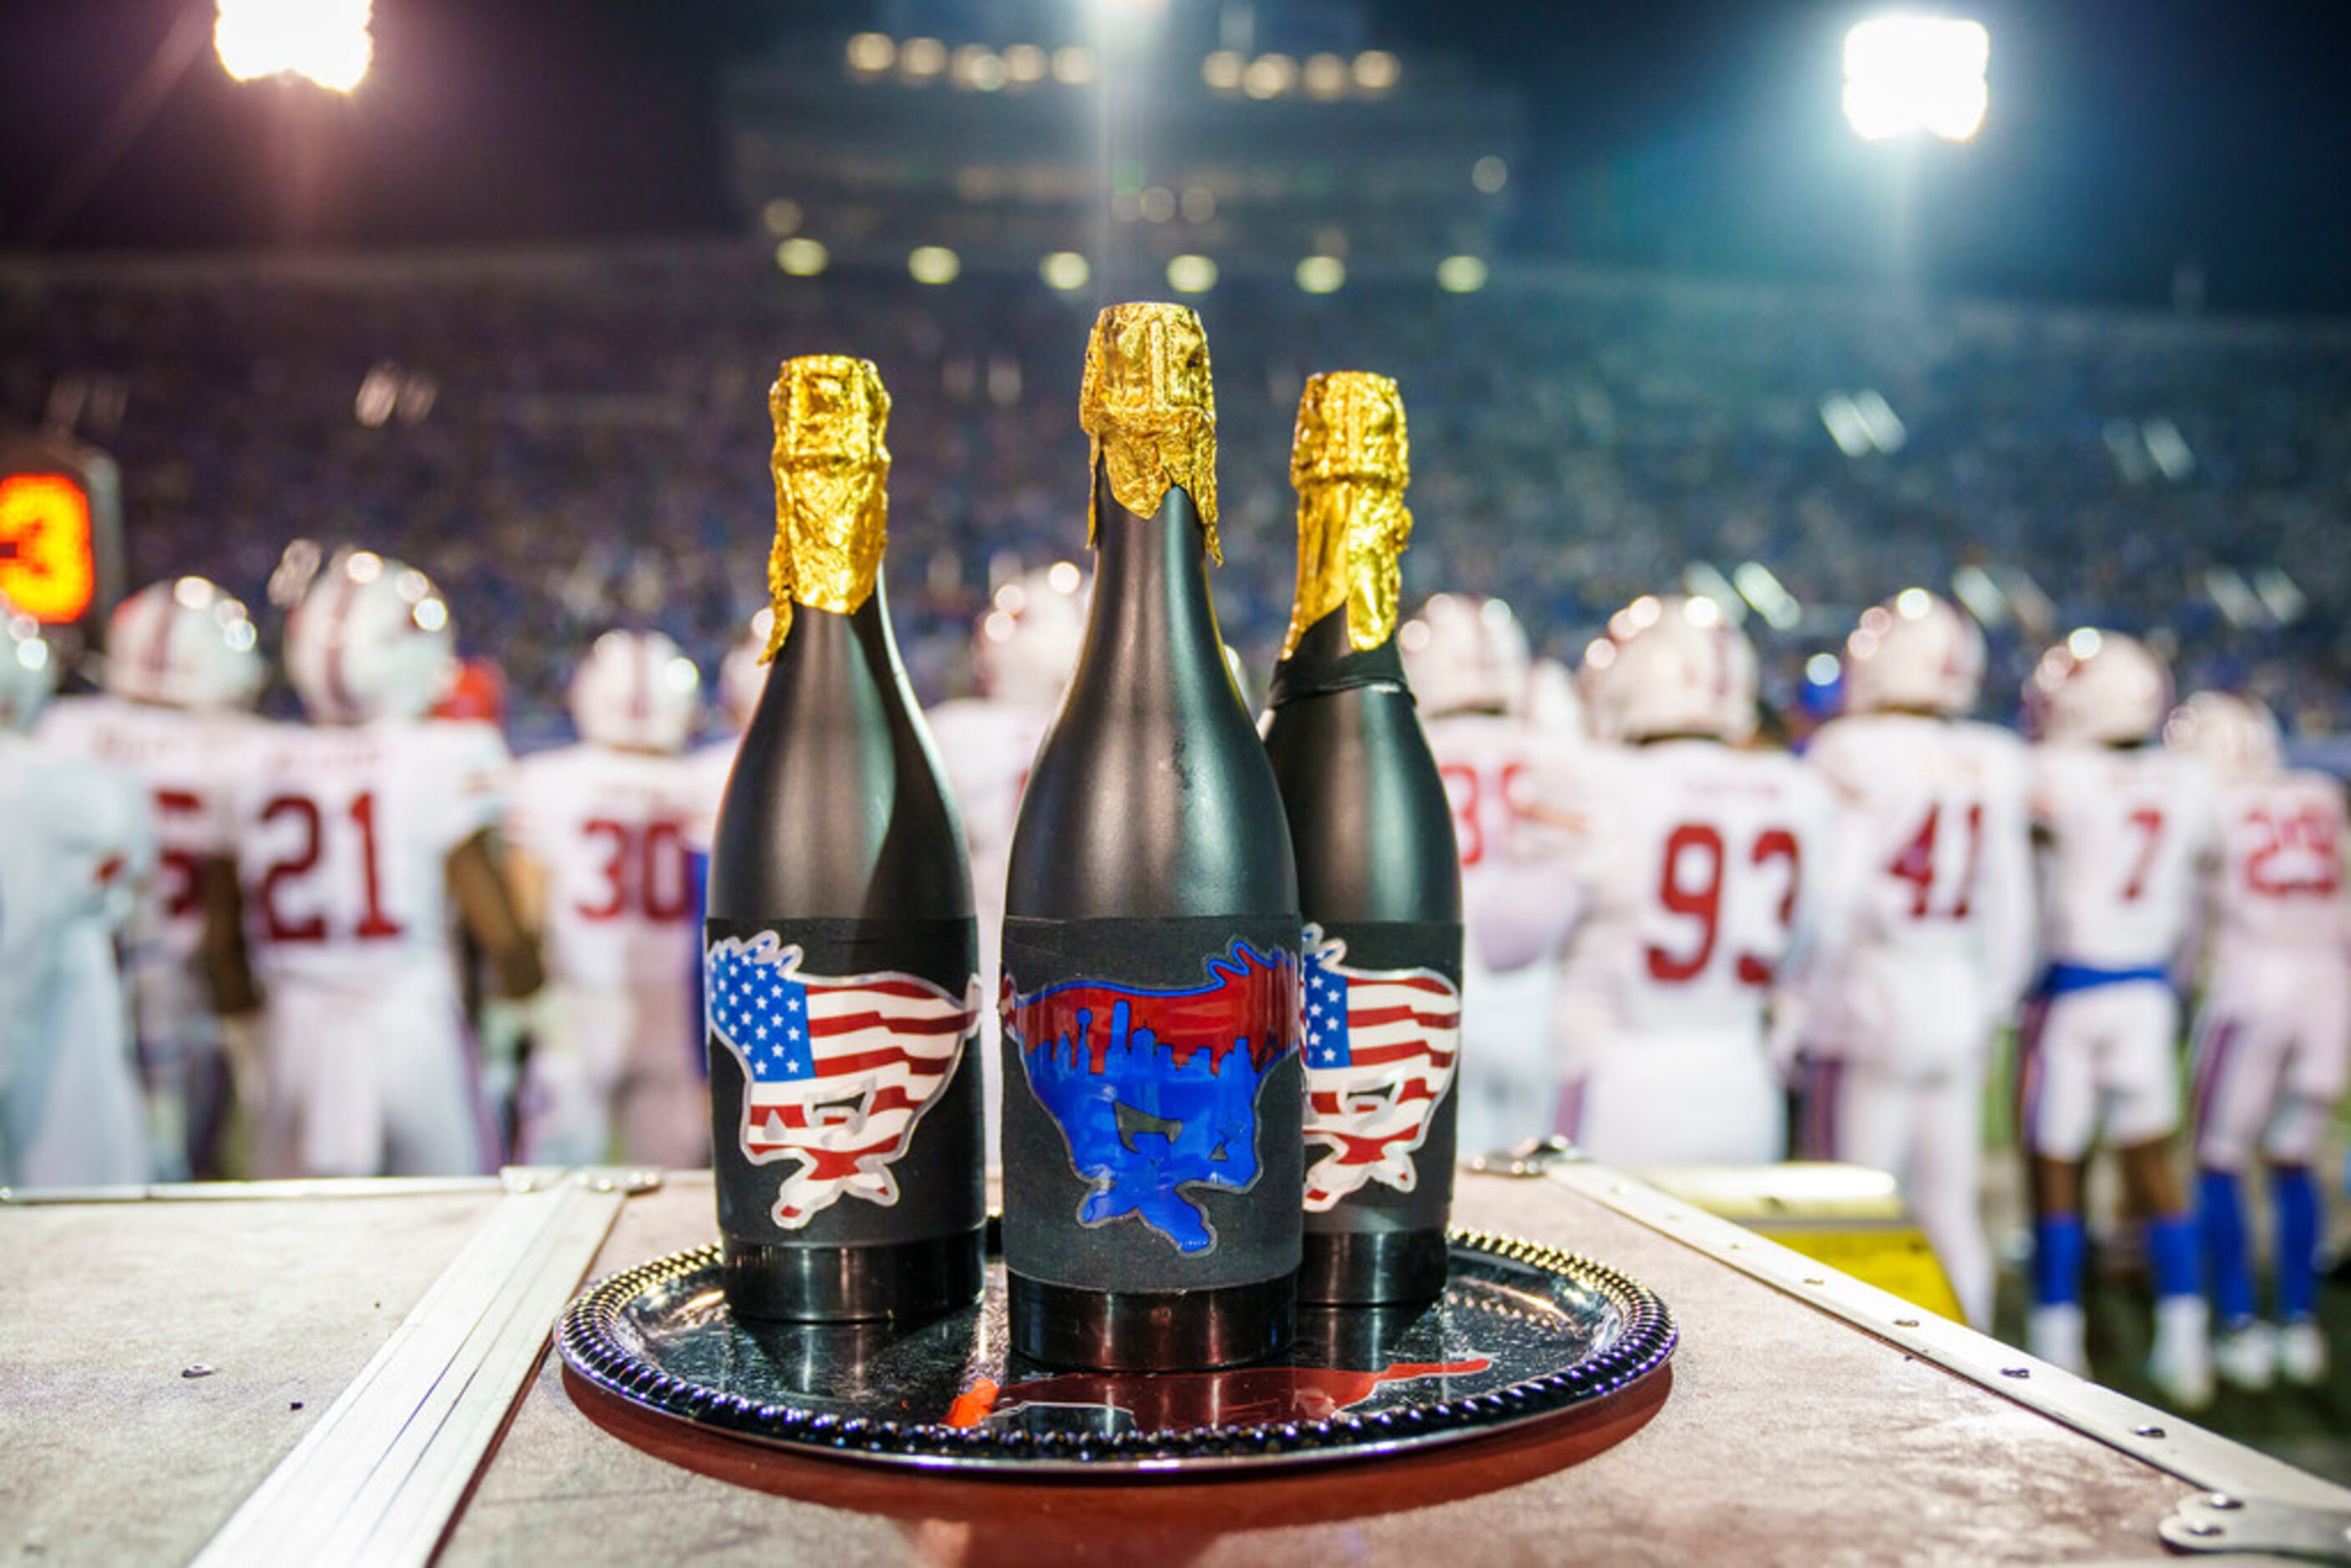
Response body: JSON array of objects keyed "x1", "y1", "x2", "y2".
[
  {"x1": 36, "y1": 696, "x2": 256, "y2": 1055},
  {"x1": 509, "y1": 746, "x2": 703, "y2": 990},
  {"x1": 2187, "y1": 771, "x2": 2351, "y2": 1172},
  {"x1": 505, "y1": 743, "x2": 707, "y2": 1166},
  {"x1": 0, "y1": 735, "x2": 154, "y2": 1187},
  {"x1": 2205, "y1": 772, "x2": 2351, "y2": 963},
  {"x1": 1540, "y1": 739, "x2": 1834, "y2": 1165},
  {"x1": 2031, "y1": 743, "x2": 2220, "y2": 969},
  {"x1": 230, "y1": 717, "x2": 509, "y2": 1176},
  {"x1": 2017, "y1": 743, "x2": 2221, "y2": 1163},
  {"x1": 1802, "y1": 713, "x2": 2035, "y2": 1071},
  {"x1": 1421, "y1": 712, "x2": 1584, "y2": 1159},
  {"x1": 684, "y1": 737, "x2": 738, "y2": 852},
  {"x1": 924, "y1": 695, "x2": 1054, "y2": 1166}
]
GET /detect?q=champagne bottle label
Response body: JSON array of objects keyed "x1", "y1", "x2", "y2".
[
  {"x1": 999, "y1": 916, "x2": 1303, "y2": 1287},
  {"x1": 705, "y1": 916, "x2": 982, "y2": 1242},
  {"x1": 1300, "y1": 921, "x2": 1463, "y2": 1226}
]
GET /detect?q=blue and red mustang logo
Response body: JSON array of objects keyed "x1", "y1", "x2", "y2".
[{"x1": 1003, "y1": 940, "x2": 1300, "y2": 1255}]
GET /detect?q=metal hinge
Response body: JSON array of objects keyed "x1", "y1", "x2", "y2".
[{"x1": 2160, "y1": 1492, "x2": 2351, "y2": 1561}]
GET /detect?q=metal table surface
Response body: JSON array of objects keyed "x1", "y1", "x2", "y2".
[{"x1": 4, "y1": 1165, "x2": 2341, "y2": 1566}]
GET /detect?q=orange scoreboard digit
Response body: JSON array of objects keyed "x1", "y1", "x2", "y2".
[{"x1": 0, "y1": 470, "x2": 99, "y2": 624}]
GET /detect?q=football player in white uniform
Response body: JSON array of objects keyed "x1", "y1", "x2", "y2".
[
  {"x1": 1540, "y1": 595, "x2": 1834, "y2": 1166},
  {"x1": 687, "y1": 609, "x2": 771, "y2": 830},
  {"x1": 1521, "y1": 655, "x2": 1585, "y2": 744},
  {"x1": 1797, "y1": 591, "x2": 2034, "y2": 1328},
  {"x1": 925, "y1": 566, "x2": 1086, "y2": 1166},
  {"x1": 1400, "y1": 593, "x2": 1576, "y2": 1157},
  {"x1": 38, "y1": 577, "x2": 265, "y2": 1178},
  {"x1": 209, "y1": 550, "x2": 544, "y2": 1178},
  {"x1": 2020, "y1": 630, "x2": 2219, "y2": 1404},
  {"x1": 2166, "y1": 691, "x2": 2348, "y2": 1388},
  {"x1": 506, "y1": 630, "x2": 710, "y2": 1166},
  {"x1": 0, "y1": 607, "x2": 154, "y2": 1187}
]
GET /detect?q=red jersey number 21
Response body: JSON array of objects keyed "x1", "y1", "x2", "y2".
[{"x1": 256, "y1": 791, "x2": 406, "y2": 945}]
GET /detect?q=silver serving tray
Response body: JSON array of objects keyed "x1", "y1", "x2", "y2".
[{"x1": 557, "y1": 1228, "x2": 1676, "y2": 1476}]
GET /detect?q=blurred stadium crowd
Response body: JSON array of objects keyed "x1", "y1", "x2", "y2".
[{"x1": 7, "y1": 241, "x2": 2351, "y2": 748}]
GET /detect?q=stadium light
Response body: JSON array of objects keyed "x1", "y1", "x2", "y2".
[
  {"x1": 1039, "y1": 251, "x2": 1090, "y2": 291},
  {"x1": 908, "y1": 245, "x2": 961, "y2": 285},
  {"x1": 1352, "y1": 51, "x2": 1399, "y2": 91},
  {"x1": 1842, "y1": 16, "x2": 1988, "y2": 142},
  {"x1": 775, "y1": 238, "x2": 828, "y2": 276},
  {"x1": 1242, "y1": 54, "x2": 1297, "y2": 100},
  {"x1": 1436, "y1": 255, "x2": 1489, "y2": 293},
  {"x1": 1165, "y1": 255, "x2": 1218, "y2": 294},
  {"x1": 1732, "y1": 562, "x2": 1803, "y2": 630},
  {"x1": 952, "y1": 46, "x2": 1007, "y2": 92},
  {"x1": 1003, "y1": 44, "x2": 1047, "y2": 84},
  {"x1": 215, "y1": 0, "x2": 372, "y2": 93},
  {"x1": 1295, "y1": 255, "x2": 1345, "y2": 294},
  {"x1": 845, "y1": 33, "x2": 895, "y2": 74},
  {"x1": 899, "y1": 37, "x2": 947, "y2": 78}
]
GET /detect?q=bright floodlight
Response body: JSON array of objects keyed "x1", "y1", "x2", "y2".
[
  {"x1": 1842, "y1": 16, "x2": 1988, "y2": 142},
  {"x1": 1165, "y1": 255, "x2": 1218, "y2": 294},
  {"x1": 216, "y1": 0, "x2": 372, "y2": 92}
]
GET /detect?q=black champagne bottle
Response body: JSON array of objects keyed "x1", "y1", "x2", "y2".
[
  {"x1": 706, "y1": 356, "x2": 984, "y2": 1322},
  {"x1": 1261, "y1": 372, "x2": 1464, "y2": 1305},
  {"x1": 1000, "y1": 303, "x2": 1304, "y2": 1370}
]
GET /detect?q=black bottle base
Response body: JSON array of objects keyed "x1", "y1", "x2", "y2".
[
  {"x1": 722, "y1": 1227, "x2": 986, "y2": 1323},
  {"x1": 1297, "y1": 1227, "x2": 1450, "y2": 1307},
  {"x1": 1008, "y1": 1270, "x2": 1297, "y2": 1371}
]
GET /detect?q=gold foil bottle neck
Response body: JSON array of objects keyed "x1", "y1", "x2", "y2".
[
  {"x1": 766, "y1": 355, "x2": 892, "y2": 658},
  {"x1": 1079, "y1": 302, "x2": 1221, "y2": 561},
  {"x1": 1282, "y1": 371, "x2": 1412, "y2": 660}
]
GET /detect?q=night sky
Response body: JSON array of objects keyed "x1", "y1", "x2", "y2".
[{"x1": 3, "y1": 0, "x2": 2349, "y2": 314}]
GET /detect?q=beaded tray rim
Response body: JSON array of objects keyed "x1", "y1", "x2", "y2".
[{"x1": 556, "y1": 1227, "x2": 1677, "y2": 1477}]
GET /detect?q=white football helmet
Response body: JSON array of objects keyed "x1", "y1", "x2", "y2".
[
  {"x1": 974, "y1": 567, "x2": 1089, "y2": 708},
  {"x1": 104, "y1": 577, "x2": 265, "y2": 711},
  {"x1": 284, "y1": 549, "x2": 458, "y2": 725},
  {"x1": 570, "y1": 630, "x2": 701, "y2": 753},
  {"x1": 1844, "y1": 588, "x2": 1984, "y2": 716},
  {"x1": 0, "y1": 600, "x2": 55, "y2": 734},
  {"x1": 2026, "y1": 630, "x2": 2170, "y2": 745},
  {"x1": 1399, "y1": 594, "x2": 1531, "y2": 718},
  {"x1": 2164, "y1": 690, "x2": 2282, "y2": 783},
  {"x1": 716, "y1": 609, "x2": 771, "y2": 731},
  {"x1": 1590, "y1": 594, "x2": 1757, "y2": 744}
]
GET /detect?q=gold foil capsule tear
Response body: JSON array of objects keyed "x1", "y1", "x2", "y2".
[
  {"x1": 1282, "y1": 372, "x2": 1413, "y2": 659},
  {"x1": 1079, "y1": 302, "x2": 1221, "y2": 560},
  {"x1": 766, "y1": 355, "x2": 892, "y2": 658}
]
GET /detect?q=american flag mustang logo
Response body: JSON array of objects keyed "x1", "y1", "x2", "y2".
[
  {"x1": 706, "y1": 932, "x2": 980, "y2": 1230},
  {"x1": 1301, "y1": 926, "x2": 1460, "y2": 1211}
]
